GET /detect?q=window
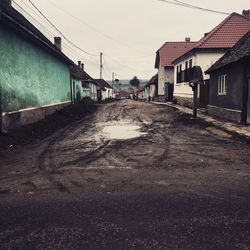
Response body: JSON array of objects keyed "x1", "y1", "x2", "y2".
[
  {"x1": 218, "y1": 75, "x2": 227, "y2": 95},
  {"x1": 176, "y1": 64, "x2": 182, "y2": 83},
  {"x1": 189, "y1": 59, "x2": 193, "y2": 68}
]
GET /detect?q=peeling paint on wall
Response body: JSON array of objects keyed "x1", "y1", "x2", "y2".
[{"x1": 0, "y1": 24, "x2": 71, "y2": 113}]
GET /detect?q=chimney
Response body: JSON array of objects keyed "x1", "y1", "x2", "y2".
[
  {"x1": 0, "y1": 0, "x2": 11, "y2": 8},
  {"x1": 242, "y1": 10, "x2": 250, "y2": 19},
  {"x1": 54, "y1": 37, "x2": 62, "y2": 51},
  {"x1": 78, "y1": 61, "x2": 81, "y2": 67},
  {"x1": 81, "y1": 63, "x2": 84, "y2": 71},
  {"x1": 185, "y1": 37, "x2": 191, "y2": 42}
]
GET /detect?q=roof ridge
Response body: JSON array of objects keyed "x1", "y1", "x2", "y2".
[
  {"x1": 158, "y1": 41, "x2": 198, "y2": 51},
  {"x1": 197, "y1": 12, "x2": 250, "y2": 48}
]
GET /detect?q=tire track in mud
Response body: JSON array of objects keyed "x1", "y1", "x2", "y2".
[{"x1": 6, "y1": 101, "x2": 172, "y2": 193}]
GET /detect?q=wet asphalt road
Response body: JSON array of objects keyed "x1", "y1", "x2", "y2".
[{"x1": 0, "y1": 100, "x2": 250, "y2": 250}]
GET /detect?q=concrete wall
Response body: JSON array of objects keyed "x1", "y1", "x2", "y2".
[
  {"x1": 0, "y1": 25, "x2": 71, "y2": 113},
  {"x1": 3, "y1": 101, "x2": 70, "y2": 129}
]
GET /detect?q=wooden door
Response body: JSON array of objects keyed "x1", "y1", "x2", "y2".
[{"x1": 199, "y1": 80, "x2": 209, "y2": 108}]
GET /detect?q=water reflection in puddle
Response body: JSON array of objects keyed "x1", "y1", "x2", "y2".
[{"x1": 99, "y1": 120, "x2": 148, "y2": 140}]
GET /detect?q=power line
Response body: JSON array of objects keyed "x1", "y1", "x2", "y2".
[
  {"x1": 13, "y1": 0, "x2": 151, "y2": 77},
  {"x1": 46, "y1": 0, "x2": 152, "y2": 57},
  {"x1": 158, "y1": 0, "x2": 230, "y2": 15},
  {"x1": 27, "y1": 0, "x2": 99, "y2": 56},
  {"x1": 12, "y1": 0, "x2": 99, "y2": 68}
]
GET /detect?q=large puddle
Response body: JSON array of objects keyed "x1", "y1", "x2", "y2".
[{"x1": 98, "y1": 120, "x2": 148, "y2": 140}]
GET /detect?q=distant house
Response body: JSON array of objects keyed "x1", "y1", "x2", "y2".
[
  {"x1": 154, "y1": 38, "x2": 197, "y2": 102},
  {"x1": 205, "y1": 31, "x2": 250, "y2": 124},
  {"x1": 70, "y1": 61, "x2": 93, "y2": 102},
  {"x1": 172, "y1": 11, "x2": 250, "y2": 108},
  {"x1": 93, "y1": 79, "x2": 114, "y2": 101},
  {"x1": 144, "y1": 74, "x2": 158, "y2": 101},
  {"x1": 0, "y1": 0, "x2": 76, "y2": 130}
]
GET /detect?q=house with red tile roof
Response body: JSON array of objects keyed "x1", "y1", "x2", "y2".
[
  {"x1": 172, "y1": 10, "x2": 250, "y2": 108},
  {"x1": 154, "y1": 38, "x2": 197, "y2": 101},
  {"x1": 205, "y1": 31, "x2": 250, "y2": 124}
]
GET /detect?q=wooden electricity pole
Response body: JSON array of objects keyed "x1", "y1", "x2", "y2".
[{"x1": 100, "y1": 52, "x2": 103, "y2": 79}]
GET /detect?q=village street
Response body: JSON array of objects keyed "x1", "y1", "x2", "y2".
[{"x1": 0, "y1": 100, "x2": 250, "y2": 249}]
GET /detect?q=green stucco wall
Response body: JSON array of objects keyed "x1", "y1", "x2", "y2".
[
  {"x1": 0, "y1": 24, "x2": 71, "y2": 112},
  {"x1": 73, "y1": 78, "x2": 90, "y2": 102}
]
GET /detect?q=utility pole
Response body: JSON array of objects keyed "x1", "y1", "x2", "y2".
[{"x1": 100, "y1": 52, "x2": 103, "y2": 79}]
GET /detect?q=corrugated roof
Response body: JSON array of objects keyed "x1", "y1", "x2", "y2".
[
  {"x1": 206, "y1": 31, "x2": 250, "y2": 73},
  {"x1": 158, "y1": 41, "x2": 197, "y2": 67},
  {"x1": 173, "y1": 12, "x2": 250, "y2": 64}
]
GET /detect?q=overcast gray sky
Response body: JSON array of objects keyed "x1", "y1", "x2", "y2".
[{"x1": 13, "y1": 0, "x2": 250, "y2": 80}]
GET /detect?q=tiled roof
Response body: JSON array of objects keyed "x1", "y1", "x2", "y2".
[
  {"x1": 197, "y1": 13, "x2": 250, "y2": 49},
  {"x1": 173, "y1": 12, "x2": 250, "y2": 64},
  {"x1": 93, "y1": 79, "x2": 113, "y2": 89},
  {"x1": 158, "y1": 41, "x2": 197, "y2": 67},
  {"x1": 0, "y1": 3, "x2": 73, "y2": 65},
  {"x1": 206, "y1": 31, "x2": 250, "y2": 73}
]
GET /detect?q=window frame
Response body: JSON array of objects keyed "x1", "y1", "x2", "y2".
[{"x1": 218, "y1": 74, "x2": 227, "y2": 95}]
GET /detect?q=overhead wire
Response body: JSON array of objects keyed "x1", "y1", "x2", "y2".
[
  {"x1": 12, "y1": 0, "x2": 99, "y2": 68},
  {"x1": 158, "y1": 0, "x2": 230, "y2": 15},
  {"x1": 46, "y1": 0, "x2": 153, "y2": 57},
  {"x1": 27, "y1": 0, "x2": 99, "y2": 56},
  {"x1": 12, "y1": 0, "x2": 155, "y2": 77}
]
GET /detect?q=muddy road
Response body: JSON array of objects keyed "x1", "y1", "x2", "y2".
[{"x1": 0, "y1": 100, "x2": 250, "y2": 249}]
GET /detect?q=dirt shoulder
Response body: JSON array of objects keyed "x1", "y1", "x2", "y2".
[{"x1": 0, "y1": 100, "x2": 100, "y2": 151}]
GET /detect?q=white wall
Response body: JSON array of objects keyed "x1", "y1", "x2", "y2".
[
  {"x1": 173, "y1": 52, "x2": 225, "y2": 98},
  {"x1": 158, "y1": 66, "x2": 174, "y2": 96},
  {"x1": 102, "y1": 88, "x2": 113, "y2": 100}
]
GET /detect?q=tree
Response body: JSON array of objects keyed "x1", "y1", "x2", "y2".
[{"x1": 129, "y1": 76, "x2": 140, "y2": 88}]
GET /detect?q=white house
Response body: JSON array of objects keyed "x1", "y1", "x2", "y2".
[
  {"x1": 172, "y1": 11, "x2": 250, "y2": 108},
  {"x1": 94, "y1": 79, "x2": 114, "y2": 101},
  {"x1": 154, "y1": 38, "x2": 197, "y2": 102}
]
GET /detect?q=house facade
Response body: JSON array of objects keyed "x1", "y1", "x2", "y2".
[
  {"x1": 70, "y1": 61, "x2": 92, "y2": 103},
  {"x1": 93, "y1": 79, "x2": 114, "y2": 101},
  {"x1": 0, "y1": 0, "x2": 75, "y2": 130},
  {"x1": 144, "y1": 74, "x2": 158, "y2": 101},
  {"x1": 206, "y1": 31, "x2": 250, "y2": 124},
  {"x1": 172, "y1": 11, "x2": 250, "y2": 108},
  {"x1": 155, "y1": 38, "x2": 197, "y2": 102}
]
